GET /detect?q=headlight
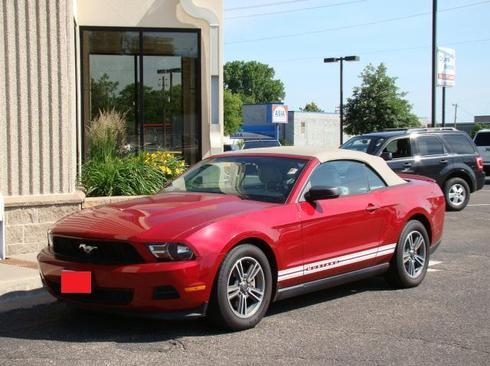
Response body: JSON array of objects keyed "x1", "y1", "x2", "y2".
[
  {"x1": 47, "y1": 229, "x2": 53, "y2": 249},
  {"x1": 147, "y1": 243, "x2": 195, "y2": 261}
]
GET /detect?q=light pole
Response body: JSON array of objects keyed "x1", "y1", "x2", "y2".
[{"x1": 324, "y1": 55, "x2": 360, "y2": 144}]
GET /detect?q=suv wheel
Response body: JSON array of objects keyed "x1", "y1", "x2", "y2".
[
  {"x1": 444, "y1": 177, "x2": 470, "y2": 211},
  {"x1": 210, "y1": 244, "x2": 272, "y2": 331}
]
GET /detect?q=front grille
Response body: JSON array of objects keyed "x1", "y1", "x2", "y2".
[
  {"x1": 46, "y1": 280, "x2": 133, "y2": 306},
  {"x1": 52, "y1": 236, "x2": 144, "y2": 265}
]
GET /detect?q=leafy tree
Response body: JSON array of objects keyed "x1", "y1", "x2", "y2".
[
  {"x1": 223, "y1": 89, "x2": 243, "y2": 135},
  {"x1": 344, "y1": 64, "x2": 420, "y2": 135},
  {"x1": 300, "y1": 102, "x2": 324, "y2": 112},
  {"x1": 471, "y1": 122, "x2": 490, "y2": 137},
  {"x1": 224, "y1": 61, "x2": 285, "y2": 103},
  {"x1": 90, "y1": 73, "x2": 119, "y2": 119}
]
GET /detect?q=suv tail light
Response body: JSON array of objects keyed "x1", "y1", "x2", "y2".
[{"x1": 476, "y1": 156, "x2": 484, "y2": 171}]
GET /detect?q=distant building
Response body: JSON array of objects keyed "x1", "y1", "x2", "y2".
[
  {"x1": 239, "y1": 104, "x2": 288, "y2": 140},
  {"x1": 281, "y1": 111, "x2": 343, "y2": 149},
  {"x1": 475, "y1": 115, "x2": 490, "y2": 124}
]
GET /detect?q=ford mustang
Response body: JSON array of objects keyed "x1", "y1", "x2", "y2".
[{"x1": 38, "y1": 147, "x2": 445, "y2": 330}]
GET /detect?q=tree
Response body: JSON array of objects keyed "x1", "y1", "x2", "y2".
[
  {"x1": 224, "y1": 61, "x2": 285, "y2": 103},
  {"x1": 223, "y1": 89, "x2": 243, "y2": 135},
  {"x1": 300, "y1": 102, "x2": 323, "y2": 112},
  {"x1": 344, "y1": 64, "x2": 420, "y2": 135},
  {"x1": 90, "y1": 73, "x2": 119, "y2": 119}
]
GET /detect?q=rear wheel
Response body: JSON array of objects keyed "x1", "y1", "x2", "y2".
[
  {"x1": 210, "y1": 244, "x2": 272, "y2": 331},
  {"x1": 444, "y1": 177, "x2": 470, "y2": 211},
  {"x1": 386, "y1": 220, "x2": 430, "y2": 288}
]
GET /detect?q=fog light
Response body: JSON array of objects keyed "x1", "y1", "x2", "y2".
[{"x1": 147, "y1": 243, "x2": 195, "y2": 261}]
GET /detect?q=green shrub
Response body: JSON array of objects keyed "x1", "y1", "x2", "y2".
[
  {"x1": 86, "y1": 109, "x2": 127, "y2": 160},
  {"x1": 81, "y1": 154, "x2": 167, "y2": 197}
]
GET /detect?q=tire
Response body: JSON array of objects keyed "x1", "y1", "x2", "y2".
[
  {"x1": 210, "y1": 244, "x2": 273, "y2": 331},
  {"x1": 444, "y1": 177, "x2": 470, "y2": 211},
  {"x1": 386, "y1": 220, "x2": 430, "y2": 288}
]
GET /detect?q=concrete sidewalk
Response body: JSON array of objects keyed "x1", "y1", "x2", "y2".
[{"x1": 0, "y1": 253, "x2": 54, "y2": 312}]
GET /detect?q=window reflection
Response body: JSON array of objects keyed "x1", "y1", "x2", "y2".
[{"x1": 82, "y1": 29, "x2": 200, "y2": 163}]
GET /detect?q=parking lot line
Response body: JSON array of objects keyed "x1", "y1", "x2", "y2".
[{"x1": 467, "y1": 204, "x2": 490, "y2": 207}]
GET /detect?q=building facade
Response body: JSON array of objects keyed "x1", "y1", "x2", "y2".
[
  {"x1": 0, "y1": 0, "x2": 223, "y2": 256},
  {"x1": 281, "y1": 111, "x2": 343, "y2": 149}
]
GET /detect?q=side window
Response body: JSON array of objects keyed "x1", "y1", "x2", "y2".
[
  {"x1": 305, "y1": 161, "x2": 370, "y2": 197},
  {"x1": 365, "y1": 166, "x2": 387, "y2": 190},
  {"x1": 382, "y1": 138, "x2": 412, "y2": 159},
  {"x1": 416, "y1": 136, "x2": 445, "y2": 156},
  {"x1": 443, "y1": 134, "x2": 476, "y2": 154},
  {"x1": 474, "y1": 132, "x2": 490, "y2": 146}
]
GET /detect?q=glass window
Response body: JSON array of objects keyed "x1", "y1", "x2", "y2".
[
  {"x1": 243, "y1": 140, "x2": 281, "y2": 149},
  {"x1": 443, "y1": 134, "x2": 476, "y2": 154},
  {"x1": 341, "y1": 136, "x2": 386, "y2": 154},
  {"x1": 365, "y1": 167, "x2": 387, "y2": 190},
  {"x1": 416, "y1": 136, "x2": 445, "y2": 156},
  {"x1": 82, "y1": 29, "x2": 200, "y2": 164},
  {"x1": 383, "y1": 138, "x2": 412, "y2": 159},
  {"x1": 474, "y1": 131, "x2": 490, "y2": 146},
  {"x1": 164, "y1": 156, "x2": 307, "y2": 204},
  {"x1": 305, "y1": 161, "x2": 370, "y2": 196}
]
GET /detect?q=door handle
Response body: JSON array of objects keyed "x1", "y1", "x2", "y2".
[
  {"x1": 366, "y1": 203, "x2": 379, "y2": 212},
  {"x1": 403, "y1": 162, "x2": 412, "y2": 167},
  {"x1": 440, "y1": 159, "x2": 448, "y2": 163}
]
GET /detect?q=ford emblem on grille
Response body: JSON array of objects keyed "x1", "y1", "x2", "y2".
[{"x1": 78, "y1": 243, "x2": 98, "y2": 254}]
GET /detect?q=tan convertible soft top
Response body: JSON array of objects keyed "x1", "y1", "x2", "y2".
[{"x1": 224, "y1": 146, "x2": 406, "y2": 187}]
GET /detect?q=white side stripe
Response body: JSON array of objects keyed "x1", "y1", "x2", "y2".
[{"x1": 278, "y1": 243, "x2": 397, "y2": 282}]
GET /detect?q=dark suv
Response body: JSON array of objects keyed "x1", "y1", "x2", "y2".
[{"x1": 341, "y1": 128, "x2": 486, "y2": 211}]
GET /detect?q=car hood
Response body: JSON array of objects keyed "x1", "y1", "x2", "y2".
[{"x1": 52, "y1": 192, "x2": 277, "y2": 241}]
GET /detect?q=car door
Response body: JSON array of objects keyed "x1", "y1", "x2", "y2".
[
  {"x1": 412, "y1": 135, "x2": 448, "y2": 185},
  {"x1": 381, "y1": 137, "x2": 416, "y2": 173},
  {"x1": 296, "y1": 160, "x2": 387, "y2": 284}
]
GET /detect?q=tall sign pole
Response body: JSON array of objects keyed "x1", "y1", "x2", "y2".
[
  {"x1": 431, "y1": 0, "x2": 437, "y2": 127},
  {"x1": 442, "y1": 87, "x2": 446, "y2": 127}
]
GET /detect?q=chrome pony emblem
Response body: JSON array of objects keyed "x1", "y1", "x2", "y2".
[{"x1": 78, "y1": 243, "x2": 98, "y2": 254}]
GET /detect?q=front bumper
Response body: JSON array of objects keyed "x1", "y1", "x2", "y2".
[{"x1": 38, "y1": 248, "x2": 212, "y2": 317}]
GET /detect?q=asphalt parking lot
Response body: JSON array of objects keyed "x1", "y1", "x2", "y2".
[{"x1": 0, "y1": 183, "x2": 489, "y2": 365}]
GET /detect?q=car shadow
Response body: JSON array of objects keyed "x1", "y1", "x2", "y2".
[{"x1": 0, "y1": 276, "x2": 394, "y2": 343}]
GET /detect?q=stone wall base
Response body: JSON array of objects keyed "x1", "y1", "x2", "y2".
[{"x1": 3, "y1": 192, "x2": 144, "y2": 256}]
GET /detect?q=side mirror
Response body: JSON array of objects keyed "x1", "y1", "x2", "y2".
[
  {"x1": 381, "y1": 151, "x2": 393, "y2": 161},
  {"x1": 304, "y1": 186, "x2": 341, "y2": 202}
]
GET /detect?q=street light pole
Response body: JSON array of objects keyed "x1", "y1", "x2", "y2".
[{"x1": 324, "y1": 55, "x2": 359, "y2": 145}]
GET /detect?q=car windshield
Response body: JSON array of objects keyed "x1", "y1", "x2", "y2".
[
  {"x1": 243, "y1": 140, "x2": 280, "y2": 149},
  {"x1": 341, "y1": 136, "x2": 386, "y2": 154},
  {"x1": 164, "y1": 156, "x2": 308, "y2": 203}
]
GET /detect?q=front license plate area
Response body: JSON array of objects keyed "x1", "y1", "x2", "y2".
[{"x1": 61, "y1": 271, "x2": 92, "y2": 294}]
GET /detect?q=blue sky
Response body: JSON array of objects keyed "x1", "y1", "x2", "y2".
[{"x1": 224, "y1": 0, "x2": 490, "y2": 123}]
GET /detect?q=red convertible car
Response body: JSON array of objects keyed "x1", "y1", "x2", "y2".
[{"x1": 38, "y1": 147, "x2": 445, "y2": 330}]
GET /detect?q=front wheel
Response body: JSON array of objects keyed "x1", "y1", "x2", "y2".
[
  {"x1": 386, "y1": 220, "x2": 430, "y2": 288},
  {"x1": 444, "y1": 177, "x2": 470, "y2": 211},
  {"x1": 210, "y1": 244, "x2": 272, "y2": 331}
]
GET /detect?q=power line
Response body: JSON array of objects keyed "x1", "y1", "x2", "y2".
[
  {"x1": 259, "y1": 37, "x2": 490, "y2": 64},
  {"x1": 225, "y1": 0, "x2": 365, "y2": 20},
  {"x1": 225, "y1": 0, "x2": 319, "y2": 12},
  {"x1": 226, "y1": 0, "x2": 490, "y2": 44}
]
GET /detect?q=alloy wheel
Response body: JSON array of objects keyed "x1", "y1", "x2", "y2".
[
  {"x1": 402, "y1": 231, "x2": 426, "y2": 278},
  {"x1": 227, "y1": 256, "x2": 265, "y2": 319},
  {"x1": 448, "y1": 183, "x2": 466, "y2": 206}
]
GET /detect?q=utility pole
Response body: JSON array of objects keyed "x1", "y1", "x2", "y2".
[
  {"x1": 452, "y1": 103, "x2": 458, "y2": 128},
  {"x1": 431, "y1": 0, "x2": 438, "y2": 127}
]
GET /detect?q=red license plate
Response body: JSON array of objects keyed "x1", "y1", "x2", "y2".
[{"x1": 61, "y1": 271, "x2": 92, "y2": 294}]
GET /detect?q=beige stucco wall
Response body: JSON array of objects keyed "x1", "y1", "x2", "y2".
[{"x1": 0, "y1": 0, "x2": 77, "y2": 197}]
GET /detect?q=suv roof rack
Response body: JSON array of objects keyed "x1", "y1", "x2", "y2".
[{"x1": 382, "y1": 127, "x2": 459, "y2": 133}]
